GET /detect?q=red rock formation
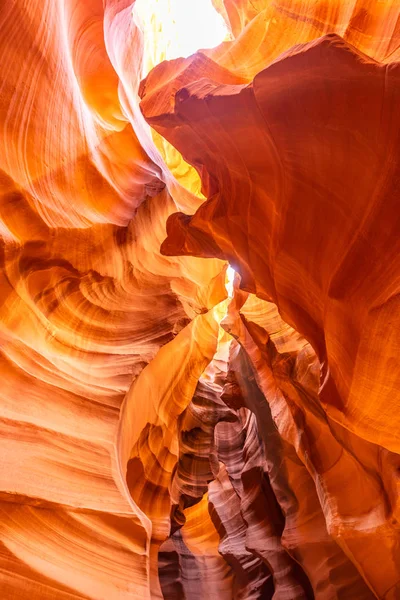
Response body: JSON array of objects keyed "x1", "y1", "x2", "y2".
[{"x1": 1, "y1": 0, "x2": 400, "y2": 598}]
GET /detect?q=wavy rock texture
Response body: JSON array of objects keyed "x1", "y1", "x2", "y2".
[{"x1": 1, "y1": 0, "x2": 400, "y2": 598}]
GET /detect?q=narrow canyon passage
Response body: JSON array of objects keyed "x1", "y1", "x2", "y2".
[{"x1": 0, "y1": 1, "x2": 399, "y2": 599}]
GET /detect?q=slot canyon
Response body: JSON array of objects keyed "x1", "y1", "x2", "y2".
[{"x1": 0, "y1": 0, "x2": 399, "y2": 598}]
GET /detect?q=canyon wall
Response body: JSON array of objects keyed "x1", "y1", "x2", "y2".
[{"x1": 0, "y1": 1, "x2": 399, "y2": 598}]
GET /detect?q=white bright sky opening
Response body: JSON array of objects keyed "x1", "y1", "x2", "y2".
[
  {"x1": 134, "y1": 0, "x2": 230, "y2": 76},
  {"x1": 226, "y1": 265, "x2": 235, "y2": 298}
]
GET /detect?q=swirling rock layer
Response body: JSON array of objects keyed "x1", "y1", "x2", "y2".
[{"x1": 1, "y1": 0, "x2": 400, "y2": 598}]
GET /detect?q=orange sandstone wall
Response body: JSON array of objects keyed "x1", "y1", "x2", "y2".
[{"x1": 1, "y1": 1, "x2": 400, "y2": 598}]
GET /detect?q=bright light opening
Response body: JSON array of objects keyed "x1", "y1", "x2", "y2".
[
  {"x1": 201, "y1": 263, "x2": 236, "y2": 383},
  {"x1": 225, "y1": 265, "x2": 235, "y2": 298},
  {"x1": 134, "y1": 0, "x2": 230, "y2": 76}
]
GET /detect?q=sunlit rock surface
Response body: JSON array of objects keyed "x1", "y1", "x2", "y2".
[{"x1": 1, "y1": 1, "x2": 400, "y2": 598}]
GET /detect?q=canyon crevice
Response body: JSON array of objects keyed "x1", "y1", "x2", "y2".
[{"x1": 0, "y1": 1, "x2": 399, "y2": 598}]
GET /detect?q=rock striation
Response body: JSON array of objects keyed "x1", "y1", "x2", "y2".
[{"x1": 1, "y1": 1, "x2": 400, "y2": 598}]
